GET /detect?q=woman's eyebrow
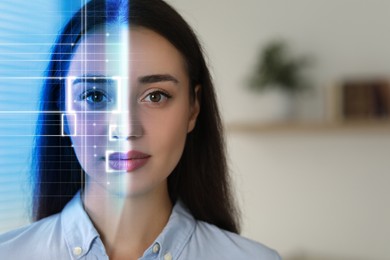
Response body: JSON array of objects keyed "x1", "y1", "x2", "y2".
[
  {"x1": 71, "y1": 74, "x2": 115, "y2": 85},
  {"x1": 138, "y1": 74, "x2": 179, "y2": 85}
]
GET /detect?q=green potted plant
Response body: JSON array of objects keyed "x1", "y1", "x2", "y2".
[
  {"x1": 249, "y1": 39, "x2": 310, "y2": 93},
  {"x1": 248, "y1": 40, "x2": 311, "y2": 121}
]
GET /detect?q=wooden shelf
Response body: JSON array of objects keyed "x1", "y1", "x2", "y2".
[{"x1": 225, "y1": 120, "x2": 390, "y2": 134}]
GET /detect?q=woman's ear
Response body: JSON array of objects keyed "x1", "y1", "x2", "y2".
[{"x1": 187, "y1": 85, "x2": 201, "y2": 133}]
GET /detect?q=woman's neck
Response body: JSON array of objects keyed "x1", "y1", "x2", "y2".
[{"x1": 82, "y1": 183, "x2": 172, "y2": 260}]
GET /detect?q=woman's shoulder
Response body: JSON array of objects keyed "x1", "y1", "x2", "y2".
[
  {"x1": 170, "y1": 201, "x2": 280, "y2": 259},
  {"x1": 0, "y1": 213, "x2": 64, "y2": 256},
  {"x1": 186, "y1": 220, "x2": 281, "y2": 259},
  {"x1": 0, "y1": 213, "x2": 61, "y2": 241}
]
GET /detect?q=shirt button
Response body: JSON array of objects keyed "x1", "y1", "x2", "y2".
[
  {"x1": 152, "y1": 243, "x2": 160, "y2": 254},
  {"x1": 73, "y1": 246, "x2": 83, "y2": 256},
  {"x1": 164, "y1": 252, "x2": 172, "y2": 260}
]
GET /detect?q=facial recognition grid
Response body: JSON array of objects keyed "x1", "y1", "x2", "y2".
[{"x1": 0, "y1": 0, "x2": 113, "y2": 233}]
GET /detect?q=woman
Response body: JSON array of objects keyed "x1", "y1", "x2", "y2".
[{"x1": 0, "y1": 0, "x2": 280, "y2": 259}]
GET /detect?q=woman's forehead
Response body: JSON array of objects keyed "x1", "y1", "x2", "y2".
[
  {"x1": 73, "y1": 25, "x2": 176, "y2": 56},
  {"x1": 67, "y1": 25, "x2": 188, "y2": 83}
]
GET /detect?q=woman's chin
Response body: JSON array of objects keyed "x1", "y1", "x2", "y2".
[{"x1": 90, "y1": 175, "x2": 160, "y2": 199}]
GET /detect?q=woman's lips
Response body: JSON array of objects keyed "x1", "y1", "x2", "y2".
[{"x1": 108, "y1": 151, "x2": 150, "y2": 172}]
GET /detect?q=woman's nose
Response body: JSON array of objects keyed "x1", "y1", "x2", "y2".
[{"x1": 109, "y1": 111, "x2": 144, "y2": 141}]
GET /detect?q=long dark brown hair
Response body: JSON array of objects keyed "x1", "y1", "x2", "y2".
[{"x1": 33, "y1": 0, "x2": 240, "y2": 233}]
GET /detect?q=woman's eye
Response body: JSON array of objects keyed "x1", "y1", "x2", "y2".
[
  {"x1": 78, "y1": 90, "x2": 112, "y2": 110},
  {"x1": 143, "y1": 91, "x2": 171, "y2": 104},
  {"x1": 82, "y1": 90, "x2": 109, "y2": 104}
]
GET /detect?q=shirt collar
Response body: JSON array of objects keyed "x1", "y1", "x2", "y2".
[
  {"x1": 141, "y1": 200, "x2": 196, "y2": 259},
  {"x1": 61, "y1": 192, "x2": 196, "y2": 259},
  {"x1": 61, "y1": 191, "x2": 100, "y2": 257}
]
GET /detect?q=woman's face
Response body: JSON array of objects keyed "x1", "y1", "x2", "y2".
[{"x1": 65, "y1": 26, "x2": 199, "y2": 197}]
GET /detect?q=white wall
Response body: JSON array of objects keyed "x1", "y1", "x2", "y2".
[
  {"x1": 166, "y1": 1, "x2": 390, "y2": 259},
  {"x1": 228, "y1": 132, "x2": 390, "y2": 260},
  {"x1": 167, "y1": 0, "x2": 390, "y2": 123}
]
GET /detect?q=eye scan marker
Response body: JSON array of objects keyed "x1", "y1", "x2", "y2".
[
  {"x1": 61, "y1": 113, "x2": 77, "y2": 136},
  {"x1": 66, "y1": 76, "x2": 122, "y2": 113}
]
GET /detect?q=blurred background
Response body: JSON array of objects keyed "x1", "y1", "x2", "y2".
[{"x1": 0, "y1": 1, "x2": 389, "y2": 259}]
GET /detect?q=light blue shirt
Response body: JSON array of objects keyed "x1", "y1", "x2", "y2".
[{"x1": 0, "y1": 192, "x2": 281, "y2": 259}]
